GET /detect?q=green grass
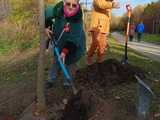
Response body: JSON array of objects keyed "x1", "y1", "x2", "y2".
[
  {"x1": 143, "y1": 33, "x2": 160, "y2": 44},
  {"x1": 0, "y1": 0, "x2": 39, "y2": 55},
  {"x1": 0, "y1": 37, "x2": 159, "y2": 90},
  {"x1": 0, "y1": 33, "x2": 39, "y2": 55},
  {"x1": 0, "y1": 52, "x2": 38, "y2": 85},
  {"x1": 0, "y1": 37, "x2": 159, "y2": 118},
  {"x1": 118, "y1": 31, "x2": 160, "y2": 44},
  {"x1": 0, "y1": 38, "x2": 15, "y2": 54},
  {"x1": 118, "y1": 31, "x2": 125, "y2": 35}
]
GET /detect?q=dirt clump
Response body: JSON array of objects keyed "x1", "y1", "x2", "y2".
[{"x1": 76, "y1": 59, "x2": 145, "y2": 87}]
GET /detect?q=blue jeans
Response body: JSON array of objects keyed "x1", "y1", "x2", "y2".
[{"x1": 49, "y1": 60, "x2": 78, "y2": 86}]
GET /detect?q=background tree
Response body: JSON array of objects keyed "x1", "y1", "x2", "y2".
[
  {"x1": 110, "y1": 15, "x2": 122, "y2": 31},
  {"x1": 132, "y1": 5, "x2": 145, "y2": 23},
  {"x1": 142, "y1": 1, "x2": 160, "y2": 33}
]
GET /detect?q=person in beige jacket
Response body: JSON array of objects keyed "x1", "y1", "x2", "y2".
[{"x1": 87, "y1": 0, "x2": 120, "y2": 65}]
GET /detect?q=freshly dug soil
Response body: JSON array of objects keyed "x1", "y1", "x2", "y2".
[
  {"x1": 76, "y1": 59, "x2": 145, "y2": 87},
  {"x1": 57, "y1": 59, "x2": 145, "y2": 120},
  {"x1": 58, "y1": 91, "x2": 89, "y2": 120}
]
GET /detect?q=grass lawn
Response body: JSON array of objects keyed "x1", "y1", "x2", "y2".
[
  {"x1": 0, "y1": 37, "x2": 160, "y2": 92},
  {"x1": 143, "y1": 33, "x2": 160, "y2": 44},
  {"x1": 0, "y1": 37, "x2": 160, "y2": 119},
  {"x1": 118, "y1": 31, "x2": 160, "y2": 44}
]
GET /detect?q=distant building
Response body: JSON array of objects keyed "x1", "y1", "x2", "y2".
[
  {"x1": 143, "y1": 3, "x2": 160, "y2": 34},
  {"x1": 143, "y1": 13, "x2": 160, "y2": 34}
]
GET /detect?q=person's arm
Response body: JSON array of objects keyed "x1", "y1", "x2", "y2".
[
  {"x1": 45, "y1": 5, "x2": 55, "y2": 39},
  {"x1": 45, "y1": 5, "x2": 55, "y2": 28},
  {"x1": 62, "y1": 42, "x2": 77, "y2": 55}
]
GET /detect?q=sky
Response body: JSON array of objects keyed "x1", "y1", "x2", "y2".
[{"x1": 79, "y1": 0, "x2": 158, "y2": 16}]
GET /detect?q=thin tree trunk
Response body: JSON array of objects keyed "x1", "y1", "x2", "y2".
[
  {"x1": 35, "y1": 0, "x2": 47, "y2": 117},
  {"x1": 0, "y1": 0, "x2": 5, "y2": 17},
  {"x1": 0, "y1": 0, "x2": 10, "y2": 19}
]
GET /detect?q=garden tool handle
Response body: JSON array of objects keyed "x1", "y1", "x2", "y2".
[
  {"x1": 125, "y1": 4, "x2": 132, "y2": 39},
  {"x1": 60, "y1": 51, "x2": 78, "y2": 95},
  {"x1": 56, "y1": 22, "x2": 70, "y2": 44},
  {"x1": 54, "y1": 47, "x2": 71, "y2": 80},
  {"x1": 122, "y1": 3, "x2": 132, "y2": 64},
  {"x1": 64, "y1": 23, "x2": 70, "y2": 32},
  {"x1": 126, "y1": 4, "x2": 132, "y2": 12},
  {"x1": 54, "y1": 47, "x2": 78, "y2": 95}
]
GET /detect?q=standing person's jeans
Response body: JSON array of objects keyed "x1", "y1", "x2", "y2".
[
  {"x1": 129, "y1": 35, "x2": 134, "y2": 41},
  {"x1": 48, "y1": 60, "x2": 78, "y2": 86},
  {"x1": 137, "y1": 32, "x2": 142, "y2": 42}
]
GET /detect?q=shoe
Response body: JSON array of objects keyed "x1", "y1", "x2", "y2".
[{"x1": 45, "y1": 81, "x2": 54, "y2": 89}]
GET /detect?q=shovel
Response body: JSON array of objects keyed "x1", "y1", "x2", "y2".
[
  {"x1": 121, "y1": 4, "x2": 132, "y2": 64},
  {"x1": 50, "y1": 23, "x2": 78, "y2": 95}
]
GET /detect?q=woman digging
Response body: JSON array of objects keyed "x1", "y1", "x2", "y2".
[{"x1": 45, "y1": 0, "x2": 86, "y2": 89}]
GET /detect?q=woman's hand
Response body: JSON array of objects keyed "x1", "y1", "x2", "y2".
[
  {"x1": 60, "y1": 52, "x2": 66, "y2": 64},
  {"x1": 45, "y1": 26, "x2": 53, "y2": 39}
]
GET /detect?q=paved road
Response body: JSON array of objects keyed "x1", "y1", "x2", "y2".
[{"x1": 112, "y1": 32, "x2": 160, "y2": 62}]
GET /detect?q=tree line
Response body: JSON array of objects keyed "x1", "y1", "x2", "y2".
[{"x1": 111, "y1": 1, "x2": 160, "y2": 34}]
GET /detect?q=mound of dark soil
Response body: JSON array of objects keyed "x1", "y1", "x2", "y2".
[
  {"x1": 76, "y1": 59, "x2": 145, "y2": 87},
  {"x1": 58, "y1": 59, "x2": 145, "y2": 120}
]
